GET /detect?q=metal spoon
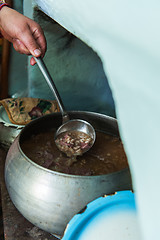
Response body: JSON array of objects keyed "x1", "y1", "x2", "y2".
[{"x1": 34, "y1": 57, "x2": 96, "y2": 156}]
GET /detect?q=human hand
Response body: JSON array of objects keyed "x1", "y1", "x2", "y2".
[{"x1": 0, "y1": 6, "x2": 47, "y2": 65}]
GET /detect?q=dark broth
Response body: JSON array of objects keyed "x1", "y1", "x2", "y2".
[{"x1": 21, "y1": 129, "x2": 128, "y2": 176}]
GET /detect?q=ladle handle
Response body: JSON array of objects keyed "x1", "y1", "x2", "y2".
[{"x1": 34, "y1": 57, "x2": 69, "y2": 123}]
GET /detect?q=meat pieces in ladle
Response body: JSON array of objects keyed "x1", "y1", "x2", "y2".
[{"x1": 55, "y1": 131, "x2": 94, "y2": 157}]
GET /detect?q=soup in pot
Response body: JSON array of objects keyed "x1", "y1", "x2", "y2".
[{"x1": 21, "y1": 129, "x2": 128, "y2": 176}]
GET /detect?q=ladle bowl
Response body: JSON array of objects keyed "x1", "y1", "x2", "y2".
[
  {"x1": 55, "y1": 119, "x2": 96, "y2": 139},
  {"x1": 55, "y1": 119, "x2": 96, "y2": 155}
]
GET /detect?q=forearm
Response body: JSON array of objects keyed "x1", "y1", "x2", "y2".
[{"x1": 0, "y1": 1, "x2": 10, "y2": 39}]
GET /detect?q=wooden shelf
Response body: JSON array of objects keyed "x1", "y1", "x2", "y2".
[
  {"x1": 0, "y1": 38, "x2": 11, "y2": 100},
  {"x1": 0, "y1": 0, "x2": 12, "y2": 100}
]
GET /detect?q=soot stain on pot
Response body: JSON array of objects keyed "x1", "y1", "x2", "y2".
[{"x1": 20, "y1": 128, "x2": 129, "y2": 176}]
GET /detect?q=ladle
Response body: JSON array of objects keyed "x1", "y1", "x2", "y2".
[{"x1": 34, "y1": 57, "x2": 96, "y2": 156}]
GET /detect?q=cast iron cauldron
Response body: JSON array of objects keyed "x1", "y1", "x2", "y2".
[{"x1": 5, "y1": 111, "x2": 132, "y2": 237}]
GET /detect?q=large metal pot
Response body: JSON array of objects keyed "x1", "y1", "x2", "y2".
[{"x1": 5, "y1": 111, "x2": 132, "y2": 237}]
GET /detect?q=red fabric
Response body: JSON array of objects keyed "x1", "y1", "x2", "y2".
[{"x1": 0, "y1": 3, "x2": 9, "y2": 10}]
